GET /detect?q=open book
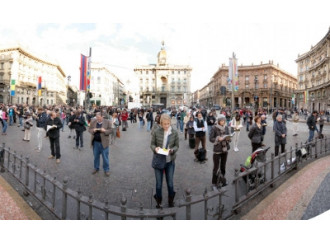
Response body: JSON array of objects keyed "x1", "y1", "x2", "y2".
[
  {"x1": 46, "y1": 125, "x2": 57, "y2": 132},
  {"x1": 223, "y1": 132, "x2": 235, "y2": 140},
  {"x1": 157, "y1": 148, "x2": 169, "y2": 156},
  {"x1": 234, "y1": 124, "x2": 243, "y2": 131}
]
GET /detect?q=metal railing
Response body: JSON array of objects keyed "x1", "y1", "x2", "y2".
[
  {"x1": 231, "y1": 136, "x2": 330, "y2": 214},
  {"x1": 0, "y1": 143, "x2": 225, "y2": 220},
  {"x1": 1, "y1": 137, "x2": 329, "y2": 220}
]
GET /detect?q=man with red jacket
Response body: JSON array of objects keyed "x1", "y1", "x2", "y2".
[{"x1": 121, "y1": 109, "x2": 129, "y2": 131}]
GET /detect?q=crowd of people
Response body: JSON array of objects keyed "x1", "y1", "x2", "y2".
[{"x1": 0, "y1": 102, "x2": 328, "y2": 208}]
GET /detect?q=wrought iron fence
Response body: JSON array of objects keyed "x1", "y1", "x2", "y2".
[
  {"x1": 1, "y1": 137, "x2": 329, "y2": 220},
  {"x1": 231, "y1": 136, "x2": 330, "y2": 214},
  {"x1": 0, "y1": 142, "x2": 225, "y2": 220}
]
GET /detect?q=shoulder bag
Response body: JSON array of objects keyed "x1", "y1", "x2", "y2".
[{"x1": 152, "y1": 134, "x2": 171, "y2": 169}]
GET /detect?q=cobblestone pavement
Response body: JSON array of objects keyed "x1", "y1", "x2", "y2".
[{"x1": 1, "y1": 114, "x2": 329, "y2": 217}]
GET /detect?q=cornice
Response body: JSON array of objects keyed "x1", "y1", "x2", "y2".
[{"x1": 0, "y1": 47, "x2": 66, "y2": 77}]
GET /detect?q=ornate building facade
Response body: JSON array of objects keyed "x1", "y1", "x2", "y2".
[
  {"x1": 199, "y1": 61, "x2": 297, "y2": 110},
  {"x1": 295, "y1": 28, "x2": 330, "y2": 112},
  {"x1": 134, "y1": 42, "x2": 192, "y2": 108},
  {"x1": 0, "y1": 47, "x2": 67, "y2": 105}
]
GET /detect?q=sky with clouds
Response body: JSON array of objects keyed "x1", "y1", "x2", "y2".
[{"x1": 0, "y1": 1, "x2": 329, "y2": 93}]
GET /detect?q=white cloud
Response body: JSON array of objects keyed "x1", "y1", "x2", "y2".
[{"x1": 1, "y1": 22, "x2": 329, "y2": 94}]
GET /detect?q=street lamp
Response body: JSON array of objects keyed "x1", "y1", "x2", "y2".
[{"x1": 254, "y1": 76, "x2": 259, "y2": 115}]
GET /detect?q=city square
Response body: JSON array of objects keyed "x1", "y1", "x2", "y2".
[
  {"x1": 0, "y1": 4, "x2": 330, "y2": 241},
  {"x1": 1, "y1": 111, "x2": 329, "y2": 219}
]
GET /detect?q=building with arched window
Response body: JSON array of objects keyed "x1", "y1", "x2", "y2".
[
  {"x1": 134, "y1": 42, "x2": 192, "y2": 108},
  {"x1": 295, "y1": 27, "x2": 330, "y2": 112},
  {"x1": 0, "y1": 46, "x2": 67, "y2": 105}
]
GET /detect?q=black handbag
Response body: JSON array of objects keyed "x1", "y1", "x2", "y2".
[{"x1": 152, "y1": 134, "x2": 171, "y2": 169}]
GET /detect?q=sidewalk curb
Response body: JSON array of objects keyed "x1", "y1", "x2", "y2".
[
  {"x1": 0, "y1": 175, "x2": 41, "y2": 220},
  {"x1": 241, "y1": 156, "x2": 330, "y2": 220}
]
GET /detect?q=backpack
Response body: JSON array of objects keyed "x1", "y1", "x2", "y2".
[{"x1": 196, "y1": 148, "x2": 206, "y2": 162}]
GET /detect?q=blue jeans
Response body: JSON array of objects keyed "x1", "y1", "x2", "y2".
[
  {"x1": 2, "y1": 120, "x2": 7, "y2": 133},
  {"x1": 93, "y1": 141, "x2": 109, "y2": 172},
  {"x1": 176, "y1": 119, "x2": 180, "y2": 130},
  {"x1": 308, "y1": 130, "x2": 315, "y2": 142},
  {"x1": 9, "y1": 116, "x2": 13, "y2": 126},
  {"x1": 139, "y1": 120, "x2": 144, "y2": 129},
  {"x1": 19, "y1": 117, "x2": 23, "y2": 127},
  {"x1": 179, "y1": 120, "x2": 184, "y2": 132},
  {"x1": 147, "y1": 121, "x2": 151, "y2": 131},
  {"x1": 61, "y1": 119, "x2": 65, "y2": 131},
  {"x1": 154, "y1": 161, "x2": 175, "y2": 199}
]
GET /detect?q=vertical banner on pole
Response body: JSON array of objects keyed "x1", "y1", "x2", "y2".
[
  {"x1": 37, "y1": 76, "x2": 42, "y2": 96},
  {"x1": 87, "y1": 56, "x2": 91, "y2": 92},
  {"x1": 80, "y1": 54, "x2": 88, "y2": 91},
  {"x1": 228, "y1": 58, "x2": 233, "y2": 90},
  {"x1": 10, "y1": 79, "x2": 15, "y2": 96}
]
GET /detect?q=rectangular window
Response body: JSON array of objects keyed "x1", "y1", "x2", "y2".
[
  {"x1": 264, "y1": 75, "x2": 267, "y2": 80},
  {"x1": 263, "y1": 83, "x2": 268, "y2": 88},
  {"x1": 0, "y1": 62, "x2": 3, "y2": 69},
  {"x1": 245, "y1": 76, "x2": 249, "y2": 81}
]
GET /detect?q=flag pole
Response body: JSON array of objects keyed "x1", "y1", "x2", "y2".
[
  {"x1": 230, "y1": 52, "x2": 236, "y2": 114},
  {"x1": 84, "y1": 47, "x2": 92, "y2": 111}
]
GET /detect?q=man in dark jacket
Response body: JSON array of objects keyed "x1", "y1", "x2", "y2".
[
  {"x1": 73, "y1": 111, "x2": 86, "y2": 150},
  {"x1": 273, "y1": 115, "x2": 287, "y2": 157},
  {"x1": 307, "y1": 111, "x2": 318, "y2": 142},
  {"x1": 35, "y1": 107, "x2": 48, "y2": 152},
  {"x1": 46, "y1": 111, "x2": 63, "y2": 163}
]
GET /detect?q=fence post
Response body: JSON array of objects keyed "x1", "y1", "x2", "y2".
[
  {"x1": 234, "y1": 171, "x2": 239, "y2": 203},
  {"x1": 42, "y1": 170, "x2": 47, "y2": 201},
  {"x1": 203, "y1": 188, "x2": 208, "y2": 220},
  {"x1": 0, "y1": 143, "x2": 5, "y2": 173},
  {"x1": 120, "y1": 196, "x2": 127, "y2": 220},
  {"x1": 270, "y1": 153, "x2": 275, "y2": 187},
  {"x1": 77, "y1": 188, "x2": 82, "y2": 220},
  {"x1": 104, "y1": 200, "x2": 109, "y2": 220},
  {"x1": 13, "y1": 151, "x2": 16, "y2": 175},
  {"x1": 52, "y1": 177, "x2": 56, "y2": 211},
  {"x1": 61, "y1": 178, "x2": 68, "y2": 220},
  {"x1": 185, "y1": 189, "x2": 192, "y2": 220},
  {"x1": 320, "y1": 137, "x2": 323, "y2": 155},
  {"x1": 295, "y1": 143, "x2": 298, "y2": 170},
  {"x1": 23, "y1": 157, "x2": 30, "y2": 196},
  {"x1": 88, "y1": 195, "x2": 93, "y2": 220},
  {"x1": 325, "y1": 136, "x2": 327, "y2": 152},
  {"x1": 314, "y1": 138, "x2": 318, "y2": 159}
]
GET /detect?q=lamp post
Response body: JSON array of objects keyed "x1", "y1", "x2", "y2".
[{"x1": 254, "y1": 76, "x2": 258, "y2": 115}]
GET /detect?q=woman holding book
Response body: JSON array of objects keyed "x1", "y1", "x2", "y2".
[{"x1": 150, "y1": 114, "x2": 179, "y2": 208}]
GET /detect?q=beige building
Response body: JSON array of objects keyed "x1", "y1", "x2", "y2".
[
  {"x1": 89, "y1": 62, "x2": 124, "y2": 106},
  {"x1": 295, "y1": 27, "x2": 330, "y2": 112},
  {"x1": 134, "y1": 42, "x2": 192, "y2": 108},
  {"x1": 199, "y1": 61, "x2": 297, "y2": 110},
  {"x1": 0, "y1": 47, "x2": 67, "y2": 105}
]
